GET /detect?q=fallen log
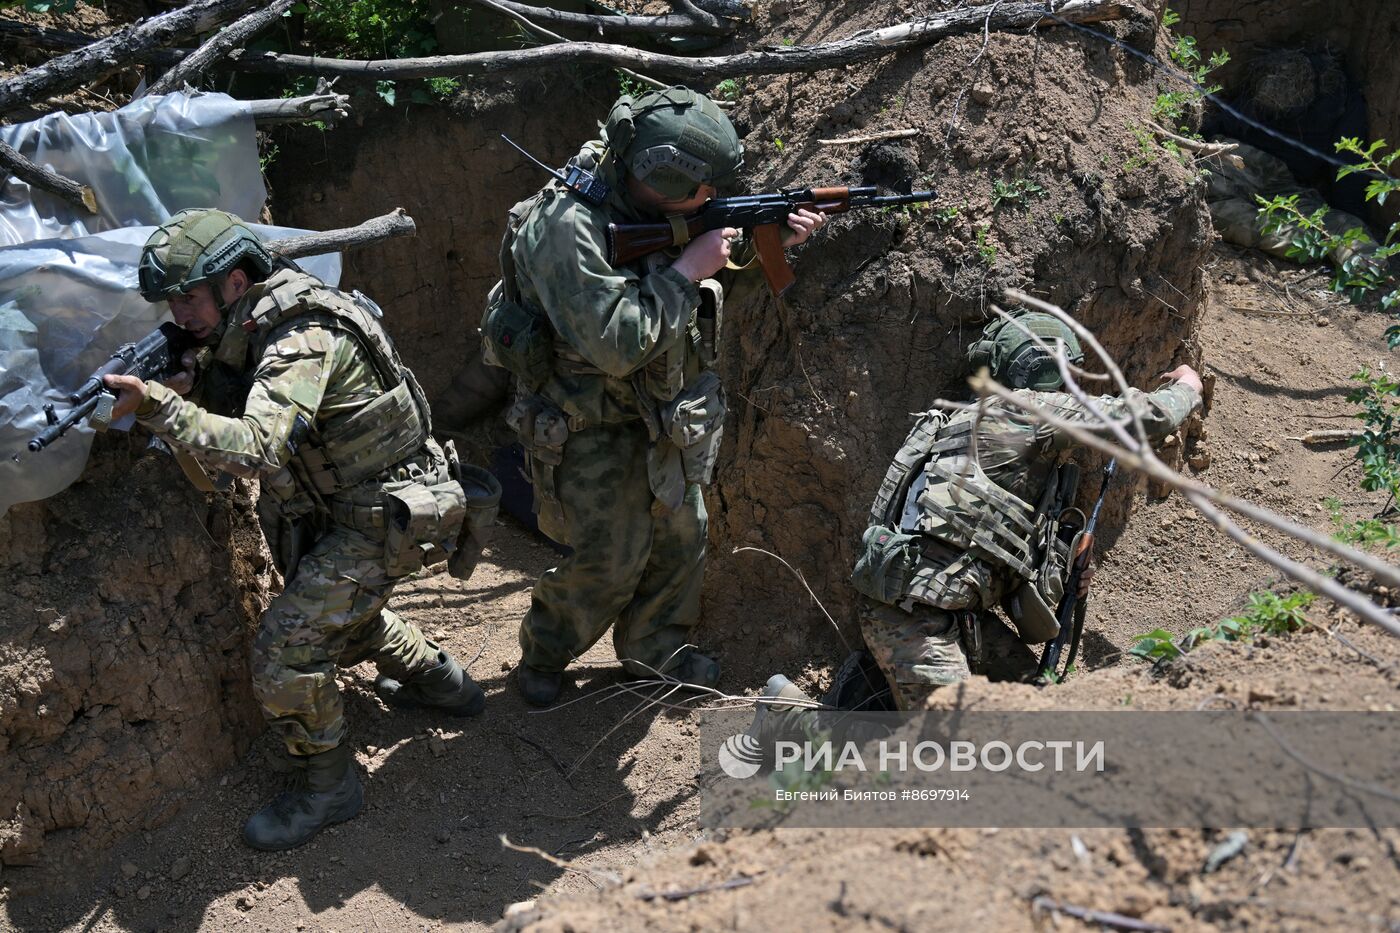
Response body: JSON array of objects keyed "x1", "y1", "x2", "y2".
[
  {"x1": 266, "y1": 208, "x2": 416, "y2": 259},
  {"x1": 223, "y1": 0, "x2": 1137, "y2": 83},
  {"x1": 144, "y1": 0, "x2": 297, "y2": 98},
  {"x1": 243, "y1": 91, "x2": 351, "y2": 125},
  {"x1": 462, "y1": 0, "x2": 734, "y2": 36},
  {"x1": 0, "y1": 0, "x2": 260, "y2": 115},
  {"x1": 0, "y1": 139, "x2": 97, "y2": 213}
]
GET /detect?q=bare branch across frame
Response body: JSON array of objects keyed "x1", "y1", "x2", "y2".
[
  {"x1": 946, "y1": 289, "x2": 1400, "y2": 639},
  {"x1": 221, "y1": 0, "x2": 1137, "y2": 83}
]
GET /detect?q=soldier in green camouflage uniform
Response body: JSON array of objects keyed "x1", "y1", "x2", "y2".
[
  {"x1": 488, "y1": 88, "x2": 825, "y2": 705},
  {"x1": 850, "y1": 312, "x2": 1202, "y2": 709},
  {"x1": 105, "y1": 210, "x2": 485, "y2": 850}
]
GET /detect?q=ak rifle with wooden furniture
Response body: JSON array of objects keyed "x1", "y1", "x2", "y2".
[{"x1": 608, "y1": 185, "x2": 936, "y2": 296}]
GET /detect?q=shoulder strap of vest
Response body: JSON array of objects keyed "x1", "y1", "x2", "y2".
[
  {"x1": 869, "y1": 409, "x2": 949, "y2": 527},
  {"x1": 248, "y1": 271, "x2": 434, "y2": 437},
  {"x1": 501, "y1": 190, "x2": 550, "y2": 305}
]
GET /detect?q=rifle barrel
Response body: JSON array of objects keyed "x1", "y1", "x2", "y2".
[{"x1": 862, "y1": 190, "x2": 936, "y2": 206}]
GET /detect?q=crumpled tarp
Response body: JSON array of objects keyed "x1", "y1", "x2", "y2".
[
  {"x1": 0, "y1": 92, "x2": 341, "y2": 513},
  {"x1": 0, "y1": 92, "x2": 266, "y2": 246}
]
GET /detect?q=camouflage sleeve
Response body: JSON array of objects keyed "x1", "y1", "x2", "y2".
[
  {"x1": 1027, "y1": 381, "x2": 1202, "y2": 451},
  {"x1": 519, "y1": 196, "x2": 700, "y2": 379},
  {"x1": 134, "y1": 325, "x2": 336, "y2": 477}
]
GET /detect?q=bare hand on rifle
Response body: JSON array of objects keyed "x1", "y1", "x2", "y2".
[
  {"x1": 780, "y1": 208, "x2": 827, "y2": 247},
  {"x1": 103, "y1": 348, "x2": 197, "y2": 420}
]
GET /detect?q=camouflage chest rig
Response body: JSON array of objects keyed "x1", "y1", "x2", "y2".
[
  {"x1": 234, "y1": 268, "x2": 467, "y2": 577},
  {"x1": 852, "y1": 402, "x2": 1082, "y2": 647}
]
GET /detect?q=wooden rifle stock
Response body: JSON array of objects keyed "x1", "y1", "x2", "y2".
[{"x1": 605, "y1": 186, "x2": 862, "y2": 296}]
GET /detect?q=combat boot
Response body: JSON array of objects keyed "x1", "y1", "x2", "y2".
[
  {"x1": 242, "y1": 744, "x2": 363, "y2": 851},
  {"x1": 517, "y1": 662, "x2": 563, "y2": 707},
  {"x1": 374, "y1": 649, "x2": 485, "y2": 717},
  {"x1": 747, "y1": 674, "x2": 817, "y2": 741},
  {"x1": 672, "y1": 651, "x2": 721, "y2": 689}
]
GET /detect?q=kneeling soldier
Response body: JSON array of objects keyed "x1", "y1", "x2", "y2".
[{"x1": 105, "y1": 210, "x2": 484, "y2": 849}]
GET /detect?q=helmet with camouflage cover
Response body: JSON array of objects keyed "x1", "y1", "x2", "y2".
[
  {"x1": 966, "y1": 310, "x2": 1084, "y2": 391},
  {"x1": 603, "y1": 86, "x2": 743, "y2": 200},
  {"x1": 138, "y1": 208, "x2": 274, "y2": 305}
]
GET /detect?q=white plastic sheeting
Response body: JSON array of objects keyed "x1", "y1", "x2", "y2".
[
  {"x1": 0, "y1": 228, "x2": 341, "y2": 513},
  {"x1": 0, "y1": 92, "x2": 266, "y2": 245},
  {"x1": 0, "y1": 92, "x2": 340, "y2": 513}
]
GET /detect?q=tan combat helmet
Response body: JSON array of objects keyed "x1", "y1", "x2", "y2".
[
  {"x1": 603, "y1": 86, "x2": 744, "y2": 199},
  {"x1": 138, "y1": 208, "x2": 274, "y2": 305}
]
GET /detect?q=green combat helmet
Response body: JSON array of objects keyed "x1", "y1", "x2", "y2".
[
  {"x1": 966, "y1": 310, "x2": 1084, "y2": 391},
  {"x1": 138, "y1": 208, "x2": 274, "y2": 305},
  {"x1": 603, "y1": 86, "x2": 743, "y2": 199}
]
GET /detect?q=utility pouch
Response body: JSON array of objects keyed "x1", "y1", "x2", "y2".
[
  {"x1": 448, "y1": 462, "x2": 503, "y2": 582},
  {"x1": 505, "y1": 394, "x2": 571, "y2": 535},
  {"x1": 661, "y1": 369, "x2": 726, "y2": 485},
  {"x1": 383, "y1": 478, "x2": 468, "y2": 578},
  {"x1": 696, "y1": 278, "x2": 723, "y2": 368},
  {"x1": 850, "y1": 524, "x2": 920, "y2": 605},
  {"x1": 1005, "y1": 465, "x2": 1082, "y2": 644},
  {"x1": 480, "y1": 282, "x2": 554, "y2": 391}
]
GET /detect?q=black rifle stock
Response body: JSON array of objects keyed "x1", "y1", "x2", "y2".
[
  {"x1": 607, "y1": 186, "x2": 936, "y2": 297},
  {"x1": 1034, "y1": 458, "x2": 1118, "y2": 686},
  {"x1": 26, "y1": 321, "x2": 195, "y2": 453}
]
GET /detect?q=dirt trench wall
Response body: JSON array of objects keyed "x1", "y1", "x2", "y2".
[
  {"x1": 1175, "y1": 1, "x2": 1400, "y2": 153},
  {"x1": 265, "y1": 76, "x2": 623, "y2": 405},
  {"x1": 702, "y1": 4, "x2": 1213, "y2": 669},
  {"x1": 0, "y1": 437, "x2": 269, "y2": 870},
  {"x1": 267, "y1": 7, "x2": 1214, "y2": 679}
]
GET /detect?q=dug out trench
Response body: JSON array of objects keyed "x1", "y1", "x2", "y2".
[{"x1": 2, "y1": 0, "x2": 1395, "y2": 885}]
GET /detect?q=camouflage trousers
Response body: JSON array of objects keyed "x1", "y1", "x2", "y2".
[
  {"x1": 520, "y1": 420, "x2": 707, "y2": 675},
  {"x1": 861, "y1": 541, "x2": 1036, "y2": 710},
  {"x1": 253, "y1": 523, "x2": 438, "y2": 756}
]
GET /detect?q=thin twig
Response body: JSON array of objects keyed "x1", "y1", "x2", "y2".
[
  {"x1": 500, "y1": 833, "x2": 621, "y2": 886},
  {"x1": 818, "y1": 128, "x2": 920, "y2": 146},
  {"x1": 1031, "y1": 896, "x2": 1171, "y2": 932},
  {"x1": 637, "y1": 876, "x2": 757, "y2": 901}
]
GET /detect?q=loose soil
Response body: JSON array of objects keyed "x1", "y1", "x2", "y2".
[
  {"x1": 3, "y1": 0, "x2": 1400, "y2": 930},
  {"x1": 3, "y1": 243, "x2": 1397, "y2": 933}
]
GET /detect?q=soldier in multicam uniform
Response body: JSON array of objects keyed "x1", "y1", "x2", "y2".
[
  {"x1": 486, "y1": 87, "x2": 825, "y2": 707},
  {"x1": 104, "y1": 209, "x2": 485, "y2": 850},
  {"x1": 755, "y1": 311, "x2": 1203, "y2": 719}
]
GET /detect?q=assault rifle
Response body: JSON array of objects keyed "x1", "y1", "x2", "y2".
[
  {"x1": 1033, "y1": 458, "x2": 1117, "y2": 686},
  {"x1": 608, "y1": 185, "x2": 936, "y2": 297},
  {"x1": 26, "y1": 321, "x2": 195, "y2": 452}
]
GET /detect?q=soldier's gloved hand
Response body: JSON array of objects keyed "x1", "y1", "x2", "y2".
[
  {"x1": 162, "y1": 348, "x2": 198, "y2": 396},
  {"x1": 781, "y1": 208, "x2": 827, "y2": 247},
  {"x1": 103, "y1": 374, "x2": 149, "y2": 421},
  {"x1": 1161, "y1": 364, "x2": 1203, "y2": 395},
  {"x1": 672, "y1": 226, "x2": 739, "y2": 281}
]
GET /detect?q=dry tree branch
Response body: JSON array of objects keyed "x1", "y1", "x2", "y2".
[
  {"x1": 143, "y1": 0, "x2": 296, "y2": 98},
  {"x1": 818, "y1": 127, "x2": 921, "y2": 146},
  {"x1": 0, "y1": 139, "x2": 96, "y2": 213},
  {"x1": 465, "y1": 0, "x2": 665, "y2": 91},
  {"x1": 243, "y1": 90, "x2": 352, "y2": 125},
  {"x1": 951, "y1": 294, "x2": 1400, "y2": 638},
  {"x1": 1002, "y1": 288, "x2": 1400, "y2": 594},
  {"x1": 958, "y1": 378, "x2": 1400, "y2": 636},
  {"x1": 265, "y1": 208, "x2": 416, "y2": 258},
  {"x1": 464, "y1": 0, "x2": 735, "y2": 36},
  {"x1": 222, "y1": 0, "x2": 1134, "y2": 82},
  {"x1": 0, "y1": 0, "x2": 261, "y2": 115}
]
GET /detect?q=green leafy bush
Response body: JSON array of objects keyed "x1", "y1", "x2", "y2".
[
  {"x1": 1257, "y1": 137, "x2": 1400, "y2": 347},
  {"x1": 1130, "y1": 591, "x2": 1316, "y2": 663}
]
